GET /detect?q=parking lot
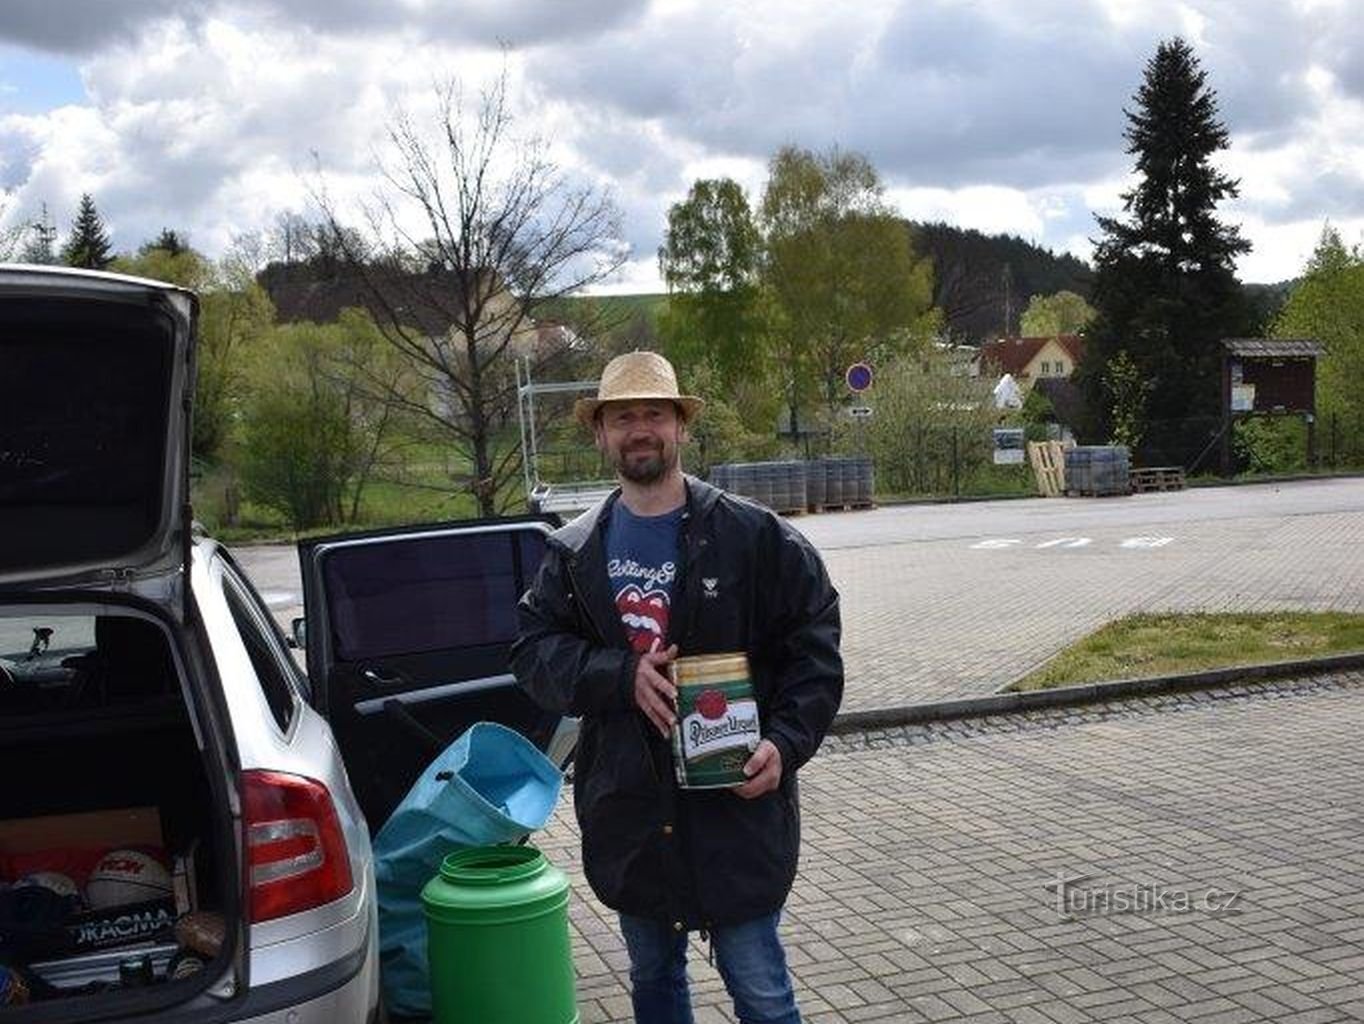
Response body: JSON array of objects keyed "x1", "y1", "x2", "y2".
[
  {"x1": 546, "y1": 672, "x2": 1364, "y2": 1023},
  {"x1": 238, "y1": 476, "x2": 1364, "y2": 708},
  {"x1": 231, "y1": 477, "x2": 1364, "y2": 1022}
]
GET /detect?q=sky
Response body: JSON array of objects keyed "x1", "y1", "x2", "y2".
[{"x1": 2, "y1": 0, "x2": 1363, "y2": 292}]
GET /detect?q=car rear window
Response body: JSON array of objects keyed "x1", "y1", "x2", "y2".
[
  {"x1": 322, "y1": 528, "x2": 546, "y2": 661},
  {"x1": 0, "y1": 298, "x2": 175, "y2": 573},
  {"x1": 0, "y1": 611, "x2": 177, "y2": 716}
]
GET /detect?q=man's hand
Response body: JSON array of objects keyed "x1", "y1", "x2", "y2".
[
  {"x1": 734, "y1": 739, "x2": 782, "y2": 800},
  {"x1": 633, "y1": 643, "x2": 679, "y2": 737}
]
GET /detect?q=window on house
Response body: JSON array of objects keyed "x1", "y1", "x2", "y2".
[{"x1": 1040, "y1": 361, "x2": 1051, "y2": 375}]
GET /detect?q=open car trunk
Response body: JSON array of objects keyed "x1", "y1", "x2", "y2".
[{"x1": 0, "y1": 604, "x2": 238, "y2": 1017}]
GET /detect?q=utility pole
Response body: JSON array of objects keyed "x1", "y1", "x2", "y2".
[
  {"x1": 22, "y1": 203, "x2": 59, "y2": 264},
  {"x1": 1001, "y1": 263, "x2": 1014, "y2": 336}
]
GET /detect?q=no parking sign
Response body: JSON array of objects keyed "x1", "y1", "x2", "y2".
[{"x1": 845, "y1": 362, "x2": 873, "y2": 394}]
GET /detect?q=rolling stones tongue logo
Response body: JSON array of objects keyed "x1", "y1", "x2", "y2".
[{"x1": 615, "y1": 584, "x2": 671, "y2": 653}]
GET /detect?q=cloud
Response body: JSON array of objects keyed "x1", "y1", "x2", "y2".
[
  {"x1": 0, "y1": 1, "x2": 212, "y2": 55},
  {"x1": 4, "y1": 0, "x2": 1364, "y2": 285},
  {"x1": 0, "y1": 0, "x2": 650, "y2": 55},
  {"x1": 0, "y1": 16, "x2": 413, "y2": 249}
]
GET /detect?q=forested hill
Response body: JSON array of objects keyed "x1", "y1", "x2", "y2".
[{"x1": 909, "y1": 221, "x2": 1093, "y2": 343}]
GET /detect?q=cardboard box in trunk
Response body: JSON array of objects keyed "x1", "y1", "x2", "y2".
[{"x1": 0, "y1": 807, "x2": 163, "y2": 855}]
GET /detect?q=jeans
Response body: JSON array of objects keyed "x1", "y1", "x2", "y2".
[{"x1": 618, "y1": 911, "x2": 801, "y2": 1024}]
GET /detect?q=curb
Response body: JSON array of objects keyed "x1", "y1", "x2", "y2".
[
  {"x1": 828, "y1": 651, "x2": 1364, "y2": 735},
  {"x1": 1187, "y1": 470, "x2": 1364, "y2": 489},
  {"x1": 873, "y1": 470, "x2": 1364, "y2": 509}
]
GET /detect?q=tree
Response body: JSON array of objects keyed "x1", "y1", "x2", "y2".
[
  {"x1": 865, "y1": 348, "x2": 999, "y2": 495},
  {"x1": 113, "y1": 243, "x2": 214, "y2": 291},
  {"x1": 61, "y1": 194, "x2": 114, "y2": 270},
  {"x1": 239, "y1": 313, "x2": 415, "y2": 529},
  {"x1": 914, "y1": 222, "x2": 1092, "y2": 343},
  {"x1": 1272, "y1": 224, "x2": 1364, "y2": 464},
  {"x1": 1019, "y1": 290, "x2": 1096, "y2": 336},
  {"x1": 143, "y1": 228, "x2": 188, "y2": 257},
  {"x1": 110, "y1": 242, "x2": 246, "y2": 460},
  {"x1": 759, "y1": 146, "x2": 938, "y2": 432},
  {"x1": 1103, "y1": 349, "x2": 1152, "y2": 450},
  {"x1": 1020, "y1": 387, "x2": 1056, "y2": 442},
  {"x1": 658, "y1": 178, "x2": 767, "y2": 385},
  {"x1": 1077, "y1": 37, "x2": 1253, "y2": 463},
  {"x1": 198, "y1": 284, "x2": 275, "y2": 463},
  {"x1": 320, "y1": 71, "x2": 626, "y2": 517}
]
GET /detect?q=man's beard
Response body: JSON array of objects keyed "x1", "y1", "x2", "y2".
[{"x1": 614, "y1": 441, "x2": 676, "y2": 484}]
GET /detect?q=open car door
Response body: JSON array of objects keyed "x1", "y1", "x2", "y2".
[{"x1": 297, "y1": 517, "x2": 574, "y2": 831}]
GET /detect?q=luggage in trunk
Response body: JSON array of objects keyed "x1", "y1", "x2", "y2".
[{"x1": 0, "y1": 609, "x2": 233, "y2": 1011}]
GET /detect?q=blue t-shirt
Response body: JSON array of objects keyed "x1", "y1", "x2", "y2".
[{"x1": 604, "y1": 500, "x2": 685, "y2": 654}]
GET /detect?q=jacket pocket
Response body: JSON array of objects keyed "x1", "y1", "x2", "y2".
[{"x1": 578, "y1": 714, "x2": 660, "y2": 819}]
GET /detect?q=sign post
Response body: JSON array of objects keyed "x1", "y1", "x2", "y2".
[{"x1": 845, "y1": 363, "x2": 873, "y2": 455}]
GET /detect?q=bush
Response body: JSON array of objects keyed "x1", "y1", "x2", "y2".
[
  {"x1": 239, "y1": 385, "x2": 358, "y2": 530},
  {"x1": 682, "y1": 363, "x2": 786, "y2": 474},
  {"x1": 866, "y1": 352, "x2": 999, "y2": 495},
  {"x1": 1232, "y1": 416, "x2": 1308, "y2": 475},
  {"x1": 689, "y1": 396, "x2": 785, "y2": 474}
]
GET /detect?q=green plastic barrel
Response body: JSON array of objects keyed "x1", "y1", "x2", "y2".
[{"x1": 421, "y1": 845, "x2": 578, "y2": 1024}]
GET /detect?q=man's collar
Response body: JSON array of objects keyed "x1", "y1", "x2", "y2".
[{"x1": 550, "y1": 474, "x2": 723, "y2": 554}]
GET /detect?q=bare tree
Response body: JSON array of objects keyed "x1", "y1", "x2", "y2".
[
  {"x1": 318, "y1": 71, "x2": 626, "y2": 516},
  {"x1": 0, "y1": 198, "x2": 30, "y2": 262}
]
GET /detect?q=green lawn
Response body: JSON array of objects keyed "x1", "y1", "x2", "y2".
[
  {"x1": 1010, "y1": 611, "x2": 1364, "y2": 690},
  {"x1": 192, "y1": 437, "x2": 494, "y2": 543}
]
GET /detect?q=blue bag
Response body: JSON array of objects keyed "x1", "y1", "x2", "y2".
[{"x1": 374, "y1": 721, "x2": 563, "y2": 1016}]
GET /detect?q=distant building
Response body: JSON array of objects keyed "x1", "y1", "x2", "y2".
[
  {"x1": 934, "y1": 340, "x2": 980, "y2": 377},
  {"x1": 973, "y1": 334, "x2": 1086, "y2": 390}
]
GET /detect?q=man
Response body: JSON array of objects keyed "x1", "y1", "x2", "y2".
[{"x1": 512, "y1": 351, "x2": 843, "y2": 1024}]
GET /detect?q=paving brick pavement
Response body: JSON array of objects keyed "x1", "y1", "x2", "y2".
[
  {"x1": 811, "y1": 500, "x2": 1364, "y2": 710},
  {"x1": 539, "y1": 672, "x2": 1364, "y2": 1023}
]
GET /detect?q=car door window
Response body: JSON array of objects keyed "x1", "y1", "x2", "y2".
[
  {"x1": 221, "y1": 563, "x2": 301, "y2": 733},
  {"x1": 320, "y1": 528, "x2": 544, "y2": 664},
  {"x1": 304, "y1": 523, "x2": 555, "y2": 829}
]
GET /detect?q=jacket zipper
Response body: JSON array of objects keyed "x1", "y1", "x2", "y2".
[
  {"x1": 567, "y1": 551, "x2": 663, "y2": 786},
  {"x1": 564, "y1": 556, "x2": 610, "y2": 647}
]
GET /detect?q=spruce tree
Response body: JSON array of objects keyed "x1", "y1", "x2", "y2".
[
  {"x1": 1078, "y1": 38, "x2": 1253, "y2": 464},
  {"x1": 61, "y1": 194, "x2": 114, "y2": 269},
  {"x1": 144, "y1": 228, "x2": 187, "y2": 256}
]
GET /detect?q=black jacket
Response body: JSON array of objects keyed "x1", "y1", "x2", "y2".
[{"x1": 511, "y1": 476, "x2": 843, "y2": 930}]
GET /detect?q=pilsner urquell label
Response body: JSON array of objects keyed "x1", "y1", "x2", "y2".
[{"x1": 670, "y1": 653, "x2": 761, "y2": 789}]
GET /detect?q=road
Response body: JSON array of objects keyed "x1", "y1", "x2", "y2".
[{"x1": 234, "y1": 476, "x2": 1364, "y2": 710}]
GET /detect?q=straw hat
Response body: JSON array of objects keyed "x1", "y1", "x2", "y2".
[{"x1": 574, "y1": 351, "x2": 704, "y2": 428}]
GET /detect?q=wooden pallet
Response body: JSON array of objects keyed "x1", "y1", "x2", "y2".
[
  {"x1": 1028, "y1": 440, "x2": 1069, "y2": 497},
  {"x1": 1130, "y1": 466, "x2": 1186, "y2": 493}
]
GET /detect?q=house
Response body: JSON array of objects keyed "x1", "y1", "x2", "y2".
[{"x1": 973, "y1": 334, "x2": 1086, "y2": 390}]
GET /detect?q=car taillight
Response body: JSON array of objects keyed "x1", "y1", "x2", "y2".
[{"x1": 242, "y1": 770, "x2": 354, "y2": 923}]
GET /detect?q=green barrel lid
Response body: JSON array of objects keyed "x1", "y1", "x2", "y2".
[{"x1": 422, "y1": 845, "x2": 569, "y2": 926}]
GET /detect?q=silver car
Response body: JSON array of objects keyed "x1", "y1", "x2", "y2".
[{"x1": 0, "y1": 266, "x2": 573, "y2": 1021}]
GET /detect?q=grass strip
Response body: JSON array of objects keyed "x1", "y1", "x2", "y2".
[{"x1": 1011, "y1": 611, "x2": 1364, "y2": 691}]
